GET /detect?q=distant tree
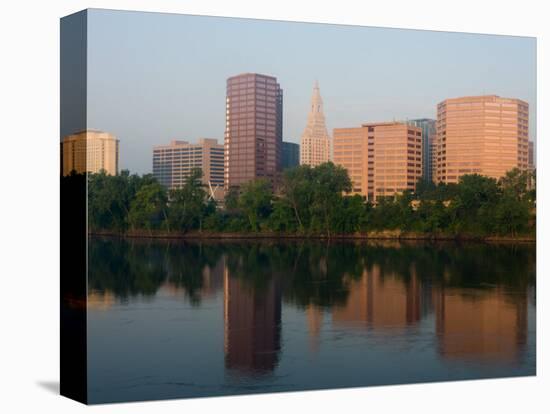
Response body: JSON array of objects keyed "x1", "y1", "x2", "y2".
[
  {"x1": 415, "y1": 178, "x2": 436, "y2": 200},
  {"x1": 167, "y1": 168, "x2": 207, "y2": 232},
  {"x1": 280, "y1": 165, "x2": 314, "y2": 232},
  {"x1": 499, "y1": 168, "x2": 532, "y2": 203},
  {"x1": 494, "y1": 194, "x2": 530, "y2": 236},
  {"x1": 127, "y1": 182, "x2": 168, "y2": 231},
  {"x1": 238, "y1": 179, "x2": 273, "y2": 231},
  {"x1": 309, "y1": 162, "x2": 352, "y2": 237}
]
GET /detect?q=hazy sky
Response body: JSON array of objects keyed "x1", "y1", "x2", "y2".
[{"x1": 86, "y1": 9, "x2": 536, "y2": 175}]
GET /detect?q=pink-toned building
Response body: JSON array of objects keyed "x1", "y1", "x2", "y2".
[
  {"x1": 333, "y1": 122, "x2": 422, "y2": 201},
  {"x1": 434, "y1": 95, "x2": 529, "y2": 184},
  {"x1": 224, "y1": 73, "x2": 283, "y2": 189}
]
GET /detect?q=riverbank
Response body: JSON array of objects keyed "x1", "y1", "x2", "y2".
[{"x1": 89, "y1": 229, "x2": 535, "y2": 243}]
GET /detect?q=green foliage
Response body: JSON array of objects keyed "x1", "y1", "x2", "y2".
[
  {"x1": 127, "y1": 182, "x2": 168, "y2": 230},
  {"x1": 238, "y1": 179, "x2": 273, "y2": 231},
  {"x1": 86, "y1": 164, "x2": 535, "y2": 237},
  {"x1": 167, "y1": 168, "x2": 208, "y2": 232}
]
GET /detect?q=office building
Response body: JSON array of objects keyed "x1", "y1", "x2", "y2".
[
  {"x1": 528, "y1": 140, "x2": 535, "y2": 171},
  {"x1": 282, "y1": 141, "x2": 299, "y2": 169},
  {"x1": 300, "y1": 81, "x2": 331, "y2": 166},
  {"x1": 407, "y1": 118, "x2": 436, "y2": 182},
  {"x1": 153, "y1": 138, "x2": 224, "y2": 199},
  {"x1": 61, "y1": 130, "x2": 119, "y2": 176},
  {"x1": 333, "y1": 122, "x2": 422, "y2": 202},
  {"x1": 434, "y1": 95, "x2": 529, "y2": 184},
  {"x1": 224, "y1": 73, "x2": 283, "y2": 189}
]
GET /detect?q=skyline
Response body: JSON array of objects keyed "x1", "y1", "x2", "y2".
[{"x1": 82, "y1": 9, "x2": 536, "y2": 174}]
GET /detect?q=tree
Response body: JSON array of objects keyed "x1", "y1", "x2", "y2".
[
  {"x1": 494, "y1": 194, "x2": 530, "y2": 236},
  {"x1": 309, "y1": 162, "x2": 352, "y2": 237},
  {"x1": 499, "y1": 168, "x2": 530, "y2": 202},
  {"x1": 167, "y1": 168, "x2": 207, "y2": 232},
  {"x1": 238, "y1": 179, "x2": 273, "y2": 231},
  {"x1": 127, "y1": 182, "x2": 168, "y2": 231},
  {"x1": 280, "y1": 165, "x2": 314, "y2": 232}
]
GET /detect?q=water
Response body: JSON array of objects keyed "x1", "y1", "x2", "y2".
[{"x1": 87, "y1": 238, "x2": 536, "y2": 404}]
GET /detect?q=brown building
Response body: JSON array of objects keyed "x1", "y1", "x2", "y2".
[
  {"x1": 434, "y1": 95, "x2": 529, "y2": 184},
  {"x1": 152, "y1": 138, "x2": 224, "y2": 200},
  {"x1": 61, "y1": 130, "x2": 119, "y2": 176},
  {"x1": 333, "y1": 122, "x2": 422, "y2": 202},
  {"x1": 224, "y1": 73, "x2": 283, "y2": 189}
]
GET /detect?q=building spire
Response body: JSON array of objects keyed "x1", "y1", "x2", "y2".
[{"x1": 300, "y1": 81, "x2": 331, "y2": 166}]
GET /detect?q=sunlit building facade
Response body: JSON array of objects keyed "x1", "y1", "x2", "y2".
[
  {"x1": 153, "y1": 138, "x2": 224, "y2": 200},
  {"x1": 300, "y1": 81, "x2": 331, "y2": 166},
  {"x1": 333, "y1": 122, "x2": 422, "y2": 202},
  {"x1": 434, "y1": 95, "x2": 529, "y2": 184},
  {"x1": 61, "y1": 130, "x2": 119, "y2": 176},
  {"x1": 225, "y1": 73, "x2": 283, "y2": 189}
]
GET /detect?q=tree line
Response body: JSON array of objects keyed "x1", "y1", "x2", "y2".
[{"x1": 81, "y1": 162, "x2": 535, "y2": 237}]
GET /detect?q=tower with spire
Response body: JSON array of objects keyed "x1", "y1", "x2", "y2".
[{"x1": 300, "y1": 81, "x2": 331, "y2": 166}]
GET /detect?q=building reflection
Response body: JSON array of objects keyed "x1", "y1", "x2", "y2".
[
  {"x1": 332, "y1": 264, "x2": 423, "y2": 330},
  {"x1": 162, "y1": 257, "x2": 225, "y2": 300},
  {"x1": 87, "y1": 290, "x2": 116, "y2": 310},
  {"x1": 434, "y1": 286, "x2": 528, "y2": 364},
  {"x1": 224, "y1": 269, "x2": 282, "y2": 375},
  {"x1": 306, "y1": 305, "x2": 324, "y2": 353}
]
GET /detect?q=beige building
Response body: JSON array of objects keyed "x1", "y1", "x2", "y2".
[
  {"x1": 61, "y1": 130, "x2": 119, "y2": 176},
  {"x1": 434, "y1": 95, "x2": 529, "y2": 184},
  {"x1": 300, "y1": 81, "x2": 331, "y2": 166},
  {"x1": 333, "y1": 122, "x2": 422, "y2": 201},
  {"x1": 152, "y1": 138, "x2": 224, "y2": 200}
]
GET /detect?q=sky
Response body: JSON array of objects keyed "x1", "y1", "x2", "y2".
[{"x1": 83, "y1": 9, "x2": 536, "y2": 175}]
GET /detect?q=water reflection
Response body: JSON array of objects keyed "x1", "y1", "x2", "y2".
[
  {"x1": 88, "y1": 238, "x2": 535, "y2": 397},
  {"x1": 434, "y1": 287, "x2": 528, "y2": 364}
]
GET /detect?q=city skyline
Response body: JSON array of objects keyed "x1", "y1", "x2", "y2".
[{"x1": 82, "y1": 9, "x2": 536, "y2": 175}]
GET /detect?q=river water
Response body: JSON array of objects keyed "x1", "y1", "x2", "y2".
[{"x1": 87, "y1": 238, "x2": 536, "y2": 403}]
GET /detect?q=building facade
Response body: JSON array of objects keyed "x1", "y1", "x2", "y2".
[
  {"x1": 407, "y1": 118, "x2": 436, "y2": 182},
  {"x1": 152, "y1": 138, "x2": 224, "y2": 199},
  {"x1": 333, "y1": 122, "x2": 422, "y2": 202},
  {"x1": 224, "y1": 73, "x2": 283, "y2": 189},
  {"x1": 300, "y1": 81, "x2": 331, "y2": 166},
  {"x1": 434, "y1": 95, "x2": 529, "y2": 184},
  {"x1": 282, "y1": 141, "x2": 300, "y2": 170},
  {"x1": 61, "y1": 130, "x2": 119, "y2": 176},
  {"x1": 528, "y1": 140, "x2": 535, "y2": 171}
]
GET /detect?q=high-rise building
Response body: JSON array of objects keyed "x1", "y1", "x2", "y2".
[
  {"x1": 434, "y1": 95, "x2": 529, "y2": 184},
  {"x1": 224, "y1": 73, "x2": 283, "y2": 189},
  {"x1": 281, "y1": 141, "x2": 299, "y2": 170},
  {"x1": 407, "y1": 118, "x2": 436, "y2": 182},
  {"x1": 152, "y1": 138, "x2": 224, "y2": 199},
  {"x1": 528, "y1": 140, "x2": 535, "y2": 171},
  {"x1": 300, "y1": 81, "x2": 331, "y2": 166},
  {"x1": 61, "y1": 130, "x2": 119, "y2": 176},
  {"x1": 333, "y1": 122, "x2": 422, "y2": 202}
]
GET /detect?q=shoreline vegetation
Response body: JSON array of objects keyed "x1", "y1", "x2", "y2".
[
  {"x1": 66, "y1": 162, "x2": 536, "y2": 241},
  {"x1": 89, "y1": 229, "x2": 535, "y2": 243}
]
